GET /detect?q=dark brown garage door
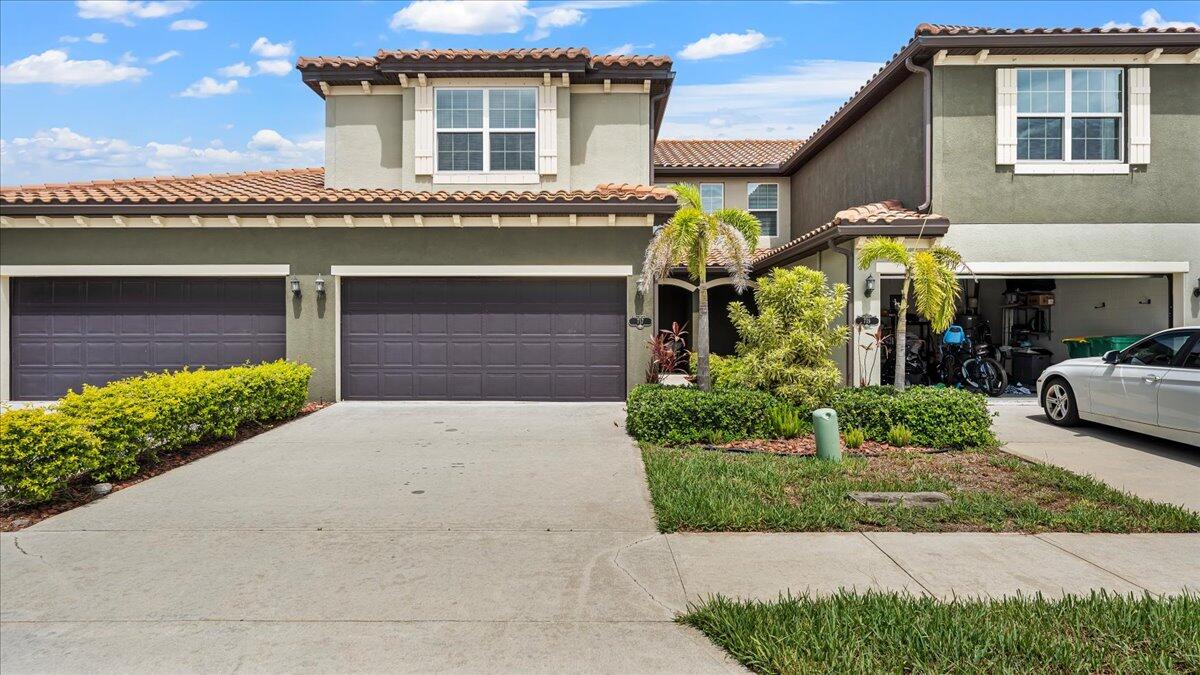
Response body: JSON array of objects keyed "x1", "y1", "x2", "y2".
[
  {"x1": 10, "y1": 278, "x2": 286, "y2": 400},
  {"x1": 341, "y1": 278, "x2": 626, "y2": 401}
]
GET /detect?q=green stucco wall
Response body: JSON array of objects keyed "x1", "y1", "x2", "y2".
[
  {"x1": 324, "y1": 93, "x2": 405, "y2": 189},
  {"x1": 932, "y1": 64, "x2": 1200, "y2": 223},
  {"x1": 789, "y1": 73, "x2": 925, "y2": 234},
  {"x1": 569, "y1": 92, "x2": 651, "y2": 189},
  {"x1": 0, "y1": 227, "x2": 654, "y2": 401}
]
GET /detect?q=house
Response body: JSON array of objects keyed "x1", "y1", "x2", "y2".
[
  {"x1": 653, "y1": 24, "x2": 1199, "y2": 387},
  {"x1": 2, "y1": 26, "x2": 1198, "y2": 402}
]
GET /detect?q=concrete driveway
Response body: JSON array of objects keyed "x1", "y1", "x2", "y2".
[
  {"x1": 992, "y1": 401, "x2": 1200, "y2": 512},
  {"x1": 1, "y1": 403, "x2": 739, "y2": 674}
]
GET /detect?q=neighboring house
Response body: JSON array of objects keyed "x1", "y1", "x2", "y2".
[
  {"x1": 655, "y1": 25, "x2": 1199, "y2": 386},
  {"x1": 0, "y1": 49, "x2": 676, "y2": 402}
]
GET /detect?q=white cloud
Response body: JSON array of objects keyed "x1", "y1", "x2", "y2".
[
  {"x1": 250, "y1": 36, "x2": 293, "y2": 58},
  {"x1": 178, "y1": 76, "x2": 238, "y2": 98},
  {"x1": 0, "y1": 49, "x2": 149, "y2": 86},
  {"x1": 391, "y1": 0, "x2": 527, "y2": 34},
  {"x1": 1, "y1": 126, "x2": 324, "y2": 183},
  {"x1": 59, "y1": 32, "x2": 108, "y2": 44},
  {"x1": 169, "y1": 18, "x2": 207, "y2": 30},
  {"x1": 76, "y1": 1, "x2": 194, "y2": 25},
  {"x1": 678, "y1": 29, "x2": 773, "y2": 60},
  {"x1": 148, "y1": 50, "x2": 180, "y2": 64},
  {"x1": 1102, "y1": 8, "x2": 1199, "y2": 30},
  {"x1": 659, "y1": 59, "x2": 882, "y2": 139},
  {"x1": 606, "y1": 41, "x2": 653, "y2": 55},
  {"x1": 255, "y1": 59, "x2": 292, "y2": 76},
  {"x1": 529, "y1": 6, "x2": 583, "y2": 40},
  {"x1": 217, "y1": 61, "x2": 252, "y2": 77}
]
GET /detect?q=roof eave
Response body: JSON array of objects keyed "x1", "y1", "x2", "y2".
[
  {"x1": 0, "y1": 200, "x2": 678, "y2": 217},
  {"x1": 653, "y1": 164, "x2": 788, "y2": 177},
  {"x1": 752, "y1": 220, "x2": 950, "y2": 271}
]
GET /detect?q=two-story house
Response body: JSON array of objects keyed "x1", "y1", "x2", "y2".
[
  {"x1": 654, "y1": 25, "x2": 1199, "y2": 387},
  {"x1": 0, "y1": 49, "x2": 676, "y2": 402}
]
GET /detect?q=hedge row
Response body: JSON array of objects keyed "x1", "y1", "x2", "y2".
[
  {"x1": 0, "y1": 361, "x2": 312, "y2": 506},
  {"x1": 626, "y1": 384, "x2": 996, "y2": 449}
]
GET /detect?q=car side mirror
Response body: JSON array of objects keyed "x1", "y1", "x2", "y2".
[{"x1": 1101, "y1": 350, "x2": 1121, "y2": 364}]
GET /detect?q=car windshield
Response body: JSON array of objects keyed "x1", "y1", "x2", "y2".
[{"x1": 1123, "y1": 332, "x2": 1194, "y2": 366}]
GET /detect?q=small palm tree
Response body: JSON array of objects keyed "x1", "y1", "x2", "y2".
[
  {"x1": 857, "y1": 237, "x2": 964, "y2": 391},
  {"x1": 640, "y1": 183, "x2": 760, "y2": 390}
]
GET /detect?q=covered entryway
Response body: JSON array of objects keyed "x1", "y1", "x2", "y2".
[
  {"x1": 340, "y1": 277, "x2": 626, "y2": 401},
  {"x1": 9, "y1": 277, "x2": 285, "y2": 400}
]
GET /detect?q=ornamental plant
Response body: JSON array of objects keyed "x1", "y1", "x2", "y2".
[{"x1": 709, "y1": 266, "x2": 848, "y2": 411}]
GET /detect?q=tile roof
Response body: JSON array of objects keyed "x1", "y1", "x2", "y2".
[
  {"x1": 0, "y1": 168, "x2": 676, "y2": 207},
  {"x1": 751, "y1": 200, "x2": 949, "y2": 267},
  {"x1": 653, "y1": 139, "x2": 804, "y2": 168},
  {"x1": 914, "y1": 23, "x2": 1199, "y2": 36},
  {"x1": 296, "y1": 48, "x2": 671, "y2": 72}
]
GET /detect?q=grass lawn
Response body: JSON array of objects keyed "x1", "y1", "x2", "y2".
[
  {"x1": 680, "y1": 591, "x2": 1200, "y2": 674},
  {"x1": 641, "y1": 446, "x2": 1200, "y2": 533}
]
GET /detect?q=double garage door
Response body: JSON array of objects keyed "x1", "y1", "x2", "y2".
[
  {"x1": 10, "y1": 277, "x2": 286, "y2": 400},
  {"x1": 340, "y1": 278, "x2": 626, "y2": 401}
]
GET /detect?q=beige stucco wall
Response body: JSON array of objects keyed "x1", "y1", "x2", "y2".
[
  {"x1": 325, "y1": 85, "x2": 651, "y2": 192},
  {"x1": 784, "y1": 248, "x2": 855, "y2": 380},
  {"x1": 654, "y1": 175, "x2": 792, "y2": 249}
]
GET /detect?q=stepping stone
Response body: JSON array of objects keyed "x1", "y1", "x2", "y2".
[{"x1": 848, "y1": 491, "x2": 951, "y2": 508}]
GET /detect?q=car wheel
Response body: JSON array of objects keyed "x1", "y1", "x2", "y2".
[{"x1": 1042, "y1": 378, "x2": 1080, "y2": 427}]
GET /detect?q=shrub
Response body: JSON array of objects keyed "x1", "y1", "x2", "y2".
[
  {"x1": 708, "y1": 267, "x2": 848, "y2": 410},
  {"x1": 0, "y1": 360, "x2": 313, "y2": 505},
  {"x1": 886, "y1": 424, "x2": 914, "y2": 447},
  {"x1": 626, "y1": 384, "x2": 781, "y2": 445},
  {"x1": 0, "y1": 408, "x2": 104, "y2": 506},
  {"x1": 843, "y1": 428, "x2": 866, "y2": 449},
  {"x1": 768, "y1": 404, "x2": 811, "y2": 439},
  {"x1": 828, "y1": 386, "x2": 995, "y2": 449}
]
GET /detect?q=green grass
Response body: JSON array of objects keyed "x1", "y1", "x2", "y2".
[
  {"x1": 680, "y1": 591, "x2": 1200, "y2": 674},
  {"x1": 641, "y1": 446, "x2": 1200, "y2": 533}
]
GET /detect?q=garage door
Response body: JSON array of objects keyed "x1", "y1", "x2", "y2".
[
  {"x1": 10, "y1": 278, "x2": 286, "y2": 400},
  {"x1": 341, "y1": 278, "x2": 626, "y2": 401}
]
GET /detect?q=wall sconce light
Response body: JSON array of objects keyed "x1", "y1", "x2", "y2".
[
  {"x1": 864, "y1": 274, "x2": 876, "y2": 297},
  {"x1": 289, "y1": 276, "x2": 302, "y2": 297},
  {"x1": 1193, "y1": 278, "x2": 1200, "y2": 298},
  {"x1": 314, "y1": 275, "x2": 326, "y2": 296}
]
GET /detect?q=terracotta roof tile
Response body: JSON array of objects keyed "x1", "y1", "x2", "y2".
[
  {"x1": 915, "y1": 23, "x2": 1199, "y2": 36},
  {"x1": 750, "y1": 200, "x2": 948, "y2": 266},
  {"x1": 654, "y1": 139, "x2": 803, "y2": 168},
  {"x1": 297, "y1": 48, "x2": 671, "y2": 72},
  {"x1": 0, "y1": 168, "x2": 676, "y2": 207}
]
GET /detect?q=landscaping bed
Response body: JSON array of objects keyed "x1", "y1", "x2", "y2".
[
  {"x1": 641, "y1": 444, "x2": 1200, "y2": 533},
  {"x1": 680, "y1": 591, "x2": 1200, "y2": 675}
]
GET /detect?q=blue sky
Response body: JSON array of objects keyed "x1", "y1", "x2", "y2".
[{"x1": 1, "y1": 0, "x2": 1196, "y2": 184}]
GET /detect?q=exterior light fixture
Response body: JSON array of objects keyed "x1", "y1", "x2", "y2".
[
  {"x1": 290, "y1": 276, "x2": 302, "y2": 297},
  {"x1": 314, "y1": 275, "x2": 326, "y2": 296},
  {"x1": 864, "y1": 274, "x2": 876, "y2": 297}
]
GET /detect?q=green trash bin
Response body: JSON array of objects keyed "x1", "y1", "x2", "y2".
[
  {"x1": 1097, "y1": 335, "x2": 1145, "y2": 355},
  {"x1": 1062, "y1": 337, "x2": 1092, "y2": 359}
]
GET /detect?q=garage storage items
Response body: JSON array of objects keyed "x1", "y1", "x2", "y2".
[{"x1": 1011, "y1": 348, "x2": 1052, "y2": 386}]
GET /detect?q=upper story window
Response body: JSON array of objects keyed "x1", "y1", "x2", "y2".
[
  {"x1": 700, "y1": 183, "x2": 724, "y2": 212},
  {"x1": 435, "y1": 88, "x2": 536, "y2": 173},
  {"x1": 1017, "y1": 68, "x2": 1123, "y2": 163},
  {"x1": 747, "y1": 183, "x2": 778, "y2": 236}
]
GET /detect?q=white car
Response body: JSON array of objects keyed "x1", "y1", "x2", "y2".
[{"x1": 1037, "y1": 327, "x2": 1200, "y2": 446}]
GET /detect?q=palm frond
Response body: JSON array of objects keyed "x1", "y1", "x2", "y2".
[
  {"x1": 639, "y1": 228, "x2": 679, "y2": 292},
  {"x1": 711, "y1": 221, "x2": 755, "y2": 291},
  {"x1": 713, "y1": 208, "x2": 761, "y2": 245},
  {"x1": 670, "y1": 183, "x2": 703, "y2": 212},
  {"x1": 928, "y1": 245, "x2": 964, "y2": 271},
  {"x1": 911, "y1": 250, "x2": 960, "y2": 332},
  {"x1": 857, "y1": 236, "x2": 911, "y2": 269}
]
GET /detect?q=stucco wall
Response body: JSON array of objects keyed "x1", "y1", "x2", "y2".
[
  {"x1": 789, "y1": 73, "x2": 925, "y2": 234},
  {"x1": 324, "y1": 93, "x2": 405, "y2": 189},
  {"x1": 932, "y1": 64, "x2": 1200, "y2": 223},
  {"x1": 570, "y1": 92, "x2": 651, "y2": 189},
  {"x1": 655, "y1": 175, "x2": 792, "y2": 249},
  {"x1": 785, "y1": 249, "x2": 852, "y2": 379},
  {"x1": 0, "y1": 227, "x2": 655, "y2": 401}
]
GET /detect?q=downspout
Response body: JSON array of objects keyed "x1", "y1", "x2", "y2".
[
  {"x1": 648, "y1": 87, "x2": 670, "y2": 185},
  {"x1": 830, "y1": 239, "x2": 855, "y2": 385},
  {"x1": 904, "y1": 57, "x2": 932, "y2": 211}
]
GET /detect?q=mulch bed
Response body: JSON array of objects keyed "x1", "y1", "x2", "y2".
[
  {"x1": 705, "y1": 437, "x2": 946, "y2": 457},
  {"x1": 1, "y1": 402, "x2": 331, "y2": 532}
]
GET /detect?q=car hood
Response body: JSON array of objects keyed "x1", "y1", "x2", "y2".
[{"x1": 1057, "y1": 356, "x2": 1104, "y2": 366}]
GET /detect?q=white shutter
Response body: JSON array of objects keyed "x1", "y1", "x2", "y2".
[
  {"x1": 414, "y1": 85, "x2": 434, "y2": 176},
  {"x1": 538, "y1": 85, "x2": 558, "y2": 175},
  {"x1": 996, "y1": 68, "x2": 1017, "y2": 165},
  {"x1": 1128, "y1": 67, "x2": 1151, "y2": 165}
]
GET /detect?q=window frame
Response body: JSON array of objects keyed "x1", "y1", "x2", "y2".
[
  {"x1": 699, "y1": 182, "x2": 725, "y2": 212},
  {"x1": 433, "y1": 86, "x2": 538, "y2": 175},
  {"x1": 1015, "y1": 67, "x2": 1125, "y2": 165},
  {"x1": 746, "y1": 182, "x2": 779, "y2": 237}
]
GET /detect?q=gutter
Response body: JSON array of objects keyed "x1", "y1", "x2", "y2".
[
  {"x1": 652, "y1": 165, "x2": 788, "y2": 177},
  {"x1": 648, "y1": 82, "x2": 673, "y2": 184},
  {"x1": 0, "y1": 200, "x2": 680, "y2": 218},
  {"x1": 904, "y1": 56, "x2": 932, "y2": 211}
]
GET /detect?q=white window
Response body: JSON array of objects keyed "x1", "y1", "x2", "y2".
[
  {"x1": 435, "y1": 88, "x2": 536, "y2": 173},
  {"x1": 700, "y1": 183, "x2": 724, "y2": 212},
  {"x1": 747, "y1": 183, "x2": 778, "y2": 236},
  {"x1": 1016, "y1": 68, "x2": 1123, "y2": 163}
]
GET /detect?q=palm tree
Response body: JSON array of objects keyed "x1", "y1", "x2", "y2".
[
  {"x1": 857, "y1": 237, "x2": 964, "y2": 391},
  {"x1": 640, "y1": 183, "x2": 760, "y2": 390}
]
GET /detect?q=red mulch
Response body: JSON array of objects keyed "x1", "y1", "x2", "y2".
[
  {"x1": 1, "y1": 402, "x2": 331, "y2": 532},
  {"x1": 714, "y1": 436, "x2": 943, "y2": 457}
]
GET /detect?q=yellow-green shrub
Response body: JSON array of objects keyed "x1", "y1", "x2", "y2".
[
  {"x1": 0, "y1": 408, "x2": 103, "y2": 506},
  {"x1": 1, "y1": 360, "x2": 312, "y2": 504}
]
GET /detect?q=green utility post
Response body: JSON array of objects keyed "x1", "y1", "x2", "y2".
[{"x1": 812, "y1": 408, "x2": 841, "y2": 461}]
